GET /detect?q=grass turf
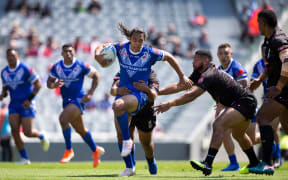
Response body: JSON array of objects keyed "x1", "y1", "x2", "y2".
[{"x1": 0, "y1": 161, "x2": 287, "y2": 180}]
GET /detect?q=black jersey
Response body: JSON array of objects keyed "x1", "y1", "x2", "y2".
[
  {"x1": 263, "y1": 27, "x2": 288, "y2": 89},
  {"x1": 189, "y1": 64, "x2": 251, "y2": 107}
]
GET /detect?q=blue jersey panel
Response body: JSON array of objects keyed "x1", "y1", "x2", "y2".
[
  {"x1": 115, "y1": 42, "x2": 164, "y2": 92},
  {"x1": 251, "y1": 58, "x2": 267, "y2": 94},
  {"x1": 218, "y1": 60, "x2": 248, "y2": 82},
  {"x1": 1, "y1": 62, "x2": 38, "y2": 102},
  {"x1": 49, "y1": 59, "x2": 91, "y2": 100}
]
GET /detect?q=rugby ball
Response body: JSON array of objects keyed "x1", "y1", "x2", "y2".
[{"x1": 100, "y1": 44, "x2": 117, "y2": 67}]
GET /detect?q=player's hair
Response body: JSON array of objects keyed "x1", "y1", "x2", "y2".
[
  {"x1": 62, "y1": 43, "x2": 73, "y2": 50},
  {"x1": 118, "y1": 23, "x2": 146, "y2": 40},
  {"x1": 195, "y1": 50, "x2": 212, "y2": 62},
  {"x1": 258, "y1": 9, "x2": 277, "y2": 28},
  {"x1": 218, "y1": 43, "x2": 231, "y2": 50},
  {"x1": 6, "y1": 48, "x2": 17, "y2": 54}
]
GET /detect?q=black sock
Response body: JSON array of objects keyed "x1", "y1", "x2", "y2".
[
  {"x1": 259, "y1": 125, "x2": 274, "y2": 165},
  {"x1": 204, "y1": 148, "x2": 218, "y2": 166},
  {"x1": 244, "y1": 147, "x2": 260, "y2": 167}
]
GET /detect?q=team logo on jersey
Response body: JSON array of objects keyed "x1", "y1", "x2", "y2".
[
  {"x1": 2, "y1": 68, "x2": 25, "y2": 90},
  {"x1": 198, "y1": 77, "x2": 204, "y2": 84},
  {"x1": 119, "y1": 48, "x2": 150, "y2": 77},
  {"x1": 55, "y1": 64, "x2": 82, "y2": 87}
]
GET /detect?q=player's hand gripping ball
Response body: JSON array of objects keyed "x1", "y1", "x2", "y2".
[{"x1": 100, "y1": 44, "x2": 116, "y2": 67}]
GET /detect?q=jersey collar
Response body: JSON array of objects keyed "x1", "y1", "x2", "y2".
[
  {"x1": 62, "y1": 57, "x2": 76, "y2": 68},
  {"x1": 220, "y1": 59, "x2": 234, "y2": 71},
  {"x1": 8, "y1": 59, "x2": 20, "y2": 72},
  {"x1": 129, "y1": 44, "x2": 143, "y2": 55}
]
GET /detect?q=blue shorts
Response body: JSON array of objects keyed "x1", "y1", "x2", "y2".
[
  {"x1": 63, "y1": 97, "x2": 86, "y2": 114},
  {"x1": 250, "y1": 107, "x2": 259, "y2": 123},
  {"x1": 9, "y1": 101, "x2": 36, "y2": 118},
  {"x1": 115, "y1": 91, "x2": 148, "y2": 116}
]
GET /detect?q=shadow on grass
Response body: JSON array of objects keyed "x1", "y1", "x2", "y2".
[{"x1": 68, "y1": 174, "x2": 119, "y2": 178}]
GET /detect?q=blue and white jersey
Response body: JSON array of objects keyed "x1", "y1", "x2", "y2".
[
  {"x1": 218, "y1": 59, "x2": 248, "y2": 82},
  {"x1": 49, "y1": 58, "x2": 91, "y2": 100},
  {"x1": 251, "y1": 58, "x2": 267, "y2": 94},
  {"x1": 115, "y1": 42, "x2": 164, "y2": 92},
  {"x1": 1, "y1": 61, "x2": 38, "y2": 102}
]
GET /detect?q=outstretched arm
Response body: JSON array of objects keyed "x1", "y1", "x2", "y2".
[
  {"x1": 162, "y1": 51, "x2": 193, "y2": 89},
  {"x1": 153, "y1": 86, "x2": 205, "y2": 114},
  {"x1": 159, "y1": 81, "x2": 192, "y2": 95}
]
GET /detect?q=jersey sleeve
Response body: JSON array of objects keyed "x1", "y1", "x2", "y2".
[
  {"x1": 24, "y1": 65, "x2": 39, "y2": 84},
  {"x1": 232, "y1": 63, "x2": 248, "y2": 82},
  {"x1": 82, "y1": 62, "x2": 92, "y2": 76},
  {"x1": 273, "y1": 36, "x2": 288, "y2": 54},
  {"x1": 49, "y1": 64, "x2": 58, "y2": 79},
  {"x1": 251, "y1": 61, "x2": 261, "y2": 80},
  {"x1": 0, "y1": 70, "x2": 6, "y2": 86},
  {"x1": 149, "y1": 47, "x2": 164, "y2": 63},
  {"x1": 189, "y1": 71, "x2": 207, "y2": 90}
]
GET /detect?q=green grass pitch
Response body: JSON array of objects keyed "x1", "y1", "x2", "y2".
[{"x1": 0, "y1": 161, "x2": 288, "y2": 180}]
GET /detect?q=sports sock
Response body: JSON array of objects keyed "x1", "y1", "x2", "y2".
[
  {"x1": 228, "y1": 154, "x2": 238, "y2": 165},
  {"x1": 39, "y1": 134, "x2": 44, "y2": 140},
  {"x1": 275, "y1": 143, "x2": 281, "y2": 158},
  {"x1": 259, "y1": 125, "x2": 274, "y2": 165},
  {"x1": 118, "y1": 143, "x2": 134, "y2": 168},
  {"x1": 62, "y1": 127, "x2": 72, "y2": 150},
  {"x1": 146, "y1": 156, "x2": 155, "y2": 164},
  {"x1": 204, "y1": 148, "x2": 218, "y2": 166},
  {"x1": 82, "y1": 131, "x2": 97, "y2": 152},
  {"x1": 243, "y1": 147, "x2": 260, "y2": 166},
  {"x1": 116, "y1": 113, "x2": 130, "y2": 140},
  {"x1": 130, "y1": 144, "x2": 136, "y2": 165},
  {"x1": 19, "y1": 149, "x2": 28, "y2": 160}
]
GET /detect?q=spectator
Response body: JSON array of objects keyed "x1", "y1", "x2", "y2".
[
  {"x1": 96, "y1": 93, "x2": 112, "y2": 111},
  {"x1": 73, "y1": 36, "x2": 90, "y2": 53},
  {"x1": 147, "y1": 24, "x2": 158, "y2": 46},
  {"x1": 5, "y1": 0, "x2": 15, "y2": 13},
  {"x1": 167, "y1": 23, "x2": 180, "y2": 44},
  {"x1": 172, "y1": 41, "x2": 183, "y2": 58},
  {"x1": 185, "y1": 40, "x2": 197, "y2": 59},
  {"x1": 189, "y1": 12, "x2": 207, "y2": 27},
  {"x1": 41, "y1": 4, "x2": 52, "y2": 18},
  {"x1": 239, "y1": 5, "x2": 252, "y2": 43},
  {"x1": 30, "y1": 1, "x2": 41, "y2": 17},
  {"x1": 90, "y1": 36, "x2": 100, "y2": 56},
  {"x1": 26, "y1": 35, "x2": 41, "y2": 57},
  {"x1": 74, "y1": 1, "x2": 86, "y2": 14},
  {"x1": 39, "y1": 36, "x2": 58, "y2": 58},
  {"x1": 87, "y1": 0, "x2": 102, "y2": 14},
  {"x1": 16, "y1": 0, "x2": 31, "y2": 16},
  {"x1": 0, "y1": 103, "x2": 13, "y2": 162},
  {"x1": 27, "y1": 26, "x2": 37, "y2": 46},
  {"x1": 199, "y1": 30, "x2": 211, "y2": 50}
]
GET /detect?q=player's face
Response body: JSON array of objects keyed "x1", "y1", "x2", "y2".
[
  {"x1": 217, "y1": 47, "x2": 232, "y2": 67},
  {"x1": 258, "y1": 17, "x2": 265, "y2": 36},
  {"x1": 6, "y1": 50, "x2": 18, "y2": 68},
  {"x1": 193, "y1": 55, "x2": 205, "y2": 71},
  {"x1": 130, "y1": 32, "x2": 145, "y2": 52},
  {"x1": 62, "y1": 47, "x2": 75, "y2": 61}
]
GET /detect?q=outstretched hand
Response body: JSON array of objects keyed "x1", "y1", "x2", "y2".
[
  {"x1": 55, "y1": 79, "x2": 64, "y2": 88},
  {"x1": 179, "y1": 76, "x2": 193, "y2": 90},
  {"x1": 133, "y1": 80, "x2": 149, "y2": 93},
  {"x1": 117, "y1": 86, "x2": 131, "y2": 96},
  {"x1": 248, "y1": 79, "x2": 262, "y2": 92},
  {"x1": 153, "y1": 101, "x2": 171, "y2": 114}
]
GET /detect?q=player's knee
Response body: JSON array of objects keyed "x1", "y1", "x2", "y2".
[{"x1": 113, "y1": 100, "x2": 124, "y2": 113}]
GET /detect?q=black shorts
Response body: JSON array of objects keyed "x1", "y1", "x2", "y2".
[
  {"x1": 274, "y1": 89, "x2": 288, "y2": 108},
  {"x1": 130, "y1": 107, "x2": 156, "y2": 132},
  {"x1": 231, "y1": 94, "x2": 257, "y2": 120}
]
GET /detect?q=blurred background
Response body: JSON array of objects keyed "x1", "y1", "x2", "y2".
[{"x1": 0, "y1": 0, "x2": 288, "y2": 162}]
